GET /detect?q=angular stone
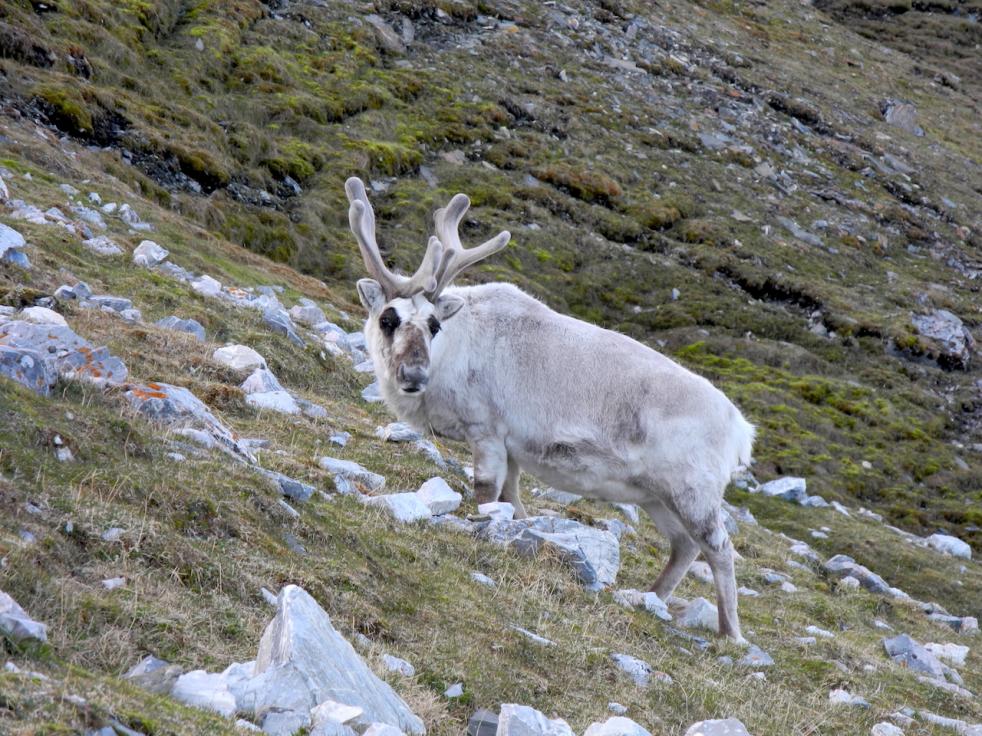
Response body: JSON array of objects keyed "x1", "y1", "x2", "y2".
[
  {"x1": 611, "y1": 653, "x2": 651, "y2": 687},
  {"x1": 85, "y1": 295, "x2": 133, "y2": 312},
  {"x1": 132, "y1": 240, "x2": 169, "y2": 267},
  {"x1": 824, "y1": 555, "x2": 891, "y2": 594},
  {"x1": 912, "y1": 310, "x2": 973, "y2": 370},
  {"x1": 171, "y1": 669, "x2": 237, "y2": 716},
  {"x1": 584, "y1": 717, "x2": 652, "y2": 736},
  {"x1": 511, "y1": 626, "x2": 554, "y2": 646},
  {"x1": 213, "y1": 344, "x2": 266, "y2": 372},
  {"x1": 683, "y1": 718, "x2": 751, "y2": 736},
  {"x1": 478, "y1": 502, "x2": 515, "y2": 521},
  {"x1": 759, "y1": 476, "x2": 807, "y2": 503},
  {"x1": 416, "y1": 477, "x2": 461, "y2": 515},
  {"x1": 246, "y1": 390, "x2": 300, "y2": 414},
  {"x1": 612, "y1": 589, "x2": 671, "y2": 621},
  {"x1": 382, "y1": 654, "x2": 415, "y2": 677},
  {"x1": 318, "y1": 456, "x2": 385, "y2": 492},
  {"x1": 363, "y1": 493, "x2": 431, "y2": 523},
  {"x1": 191, "y1": 275, "x2": 222, "y2": 297},
  {"x1": 241, "y1": 368, "x2": 284, "y2": 394},
  {"x1": 237, "y1": 586, "x2": 424, "y2": 733},
  {"x1": 470, "y1": 572, "x2": 496, "y2": 588},
  {"x1": 378, "y1": 422, "x2": 422, "y2": 443},
  {"x1": 362, "y1": 381, "x2": 383, "y2": 403},
  {"x1": 125, "y1": 382, "x2": 254, "y2": 462},
  {"x1": 923, "y1": 642, "x2": 969, "y2": 667},
  {"x1": 289, "y1": 304, "x2": 326, "y2": 327},
  {"x1": 365, "y1": 14, "x2": 406, "y2": 54},
  {"x1": 0, "y1": 589, "x2": 47, "y2": 642},
  {"x1": 507, "y1": 517, "x2": 620, "y2": 590},
  {"x1": 262, "y1": 471, "x2": 315, "y2": 503},
  {"x1": 927, "y1": 613, "x2": 978, "y2": 634},
  {"x1": 0, "y1": 222, "x2": 26, "y2": 256},
  {"x1": 738, "y1": 645, "x2": 774, "y2": 667},
  {"x1": 81, "y1": 235, "x2": 122, "y2": 255},
  {"x1": 0, "y1": 320, "x2": 128, "y2": 388},
  {"x1": 263, "y1": 307, "x2": 305, "y2": 347},
  {"x1": 829, "y1": 689, "x2": 869, "y2": 708},
  {"x1": 156, "y1": 316, "x2": 205, "y2": 341},
  {"x1": 870, "y1": 723, "x2": 904, "y2": 736},
  {"x1": 677, "y1": 597, "x2": 719, "y2": 633},
  {"x1": 497, "y1": 704, "x2": 574, "y2": 736},
  {"x1": 881, "y1": 99, "x2": 924, "y2": 136},
  {"x1": 883, "y1": 634, "x2": 945, "y2": 677},
  {"x1": 925, "y1": 534, "x2": 971, "y2": 560},
  {"x1": 124, "y1": 655, "x2": 184, "y2": 695},
  {"x1": 0, "y1": 345, "x2": 55, "y2": 394}
]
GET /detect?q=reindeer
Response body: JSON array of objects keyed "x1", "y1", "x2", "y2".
[{"x1": 345, "y1": 177, "x2": 755, "y2": 641}]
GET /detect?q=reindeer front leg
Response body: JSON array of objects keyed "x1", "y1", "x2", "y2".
[{"x1": 470, "y1": 437, "x2": 508, "y2": 507}]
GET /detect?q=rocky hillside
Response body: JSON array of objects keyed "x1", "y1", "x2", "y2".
[{"x1": 0, "y1": 0, "x2": 980, "y2": 734}]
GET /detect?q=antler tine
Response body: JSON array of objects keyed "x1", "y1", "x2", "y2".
[
  {"x1": 345, "y1": 176, "x2": 441, "y2": 298},
  {"x1": 428, "y1": 193, "x2": 510, "y2": 298}
]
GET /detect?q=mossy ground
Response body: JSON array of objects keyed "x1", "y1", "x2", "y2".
[{"x1": 0, "y1": 0, "x2": 980, "y2": 732}]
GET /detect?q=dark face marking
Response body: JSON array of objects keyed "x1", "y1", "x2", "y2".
[
  {"x1": 427, "y1": 315, "x2": 441, "y2": 337},
  {"x1": 379, "y1": 307, "x2": 400, "y2": 338}
]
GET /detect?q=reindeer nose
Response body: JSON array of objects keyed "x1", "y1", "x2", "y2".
[{"x1": 397, "y1": 364, "x2": 428, "y2": 393}]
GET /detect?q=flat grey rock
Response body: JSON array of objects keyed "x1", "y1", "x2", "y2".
[
  {"x1": 882, "y1": 634, "x2": 945, "y2": 678},
  {"x1": 156, "y1": 316, "x2": 206, "y2": 341},
  {"x1": 363, "y1": 493, "x2": 431, "y2": 523},
  {"x1": 480, "y1": 516, "x2": 620, "y2": 590},
  {"x1": 824, "y1": 555, "x2": 891, "y2": 594}
]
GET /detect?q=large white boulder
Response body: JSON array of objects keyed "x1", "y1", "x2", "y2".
[
  {"x1": 213, "y1": 344, "x2": 266, "y2": 372},
  {"x1": 239, "y1": 586, "x2": 425, "y2": 734},
  {"x1": 245, "y1": 390, "x2": 300, "y2": 415},
  {"x1": 684, "y1": 718, "x2": 752, "y2": 736},
  {"x1": 415, "y1": 477, "x2": 461, "y2": 515},
  {"x1": 20, "y1": 307, "x2": 67, "y2": 326},
  {"x1": 171, "y1": 670, "x2": 237, "y2": 716},
  {"x1": 926, "y1": 534, "x2": 971, "y2": 560}
]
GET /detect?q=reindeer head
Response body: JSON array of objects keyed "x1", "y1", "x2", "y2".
[{"x1": 345, "y1": 177, "x2": 510, "y2": 395}]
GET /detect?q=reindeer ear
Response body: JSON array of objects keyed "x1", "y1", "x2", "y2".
[
  {"x1": 434, "y1": 293, "x2": 464, "y2": 321},
  {"x1": 357, "y1": 279, "x2": 386, "y2": 314}
]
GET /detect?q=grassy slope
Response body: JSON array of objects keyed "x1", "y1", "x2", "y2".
[{"x1": 0, "y1": 0, "x2": 979, "y2": 733}]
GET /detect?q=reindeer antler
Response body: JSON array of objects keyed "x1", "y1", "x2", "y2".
[
  {"x1": 345, "y1": 176, "x2": 443, "y2": 299},
  {"x1": 428, "y1": 193, "x2": 510, "y2": 299}
]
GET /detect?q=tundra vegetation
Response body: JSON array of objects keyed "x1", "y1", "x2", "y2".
[{"x1": 0, "y1": 0, "x2": 979, "y2": 733}]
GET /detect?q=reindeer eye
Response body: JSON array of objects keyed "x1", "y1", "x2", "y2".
[
  {"x1": 427, "y1": 316, "x2": 441, "y2": 336},
  {"x1": 379, "y1": 307, "x2": 400, "y2": 336}
]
